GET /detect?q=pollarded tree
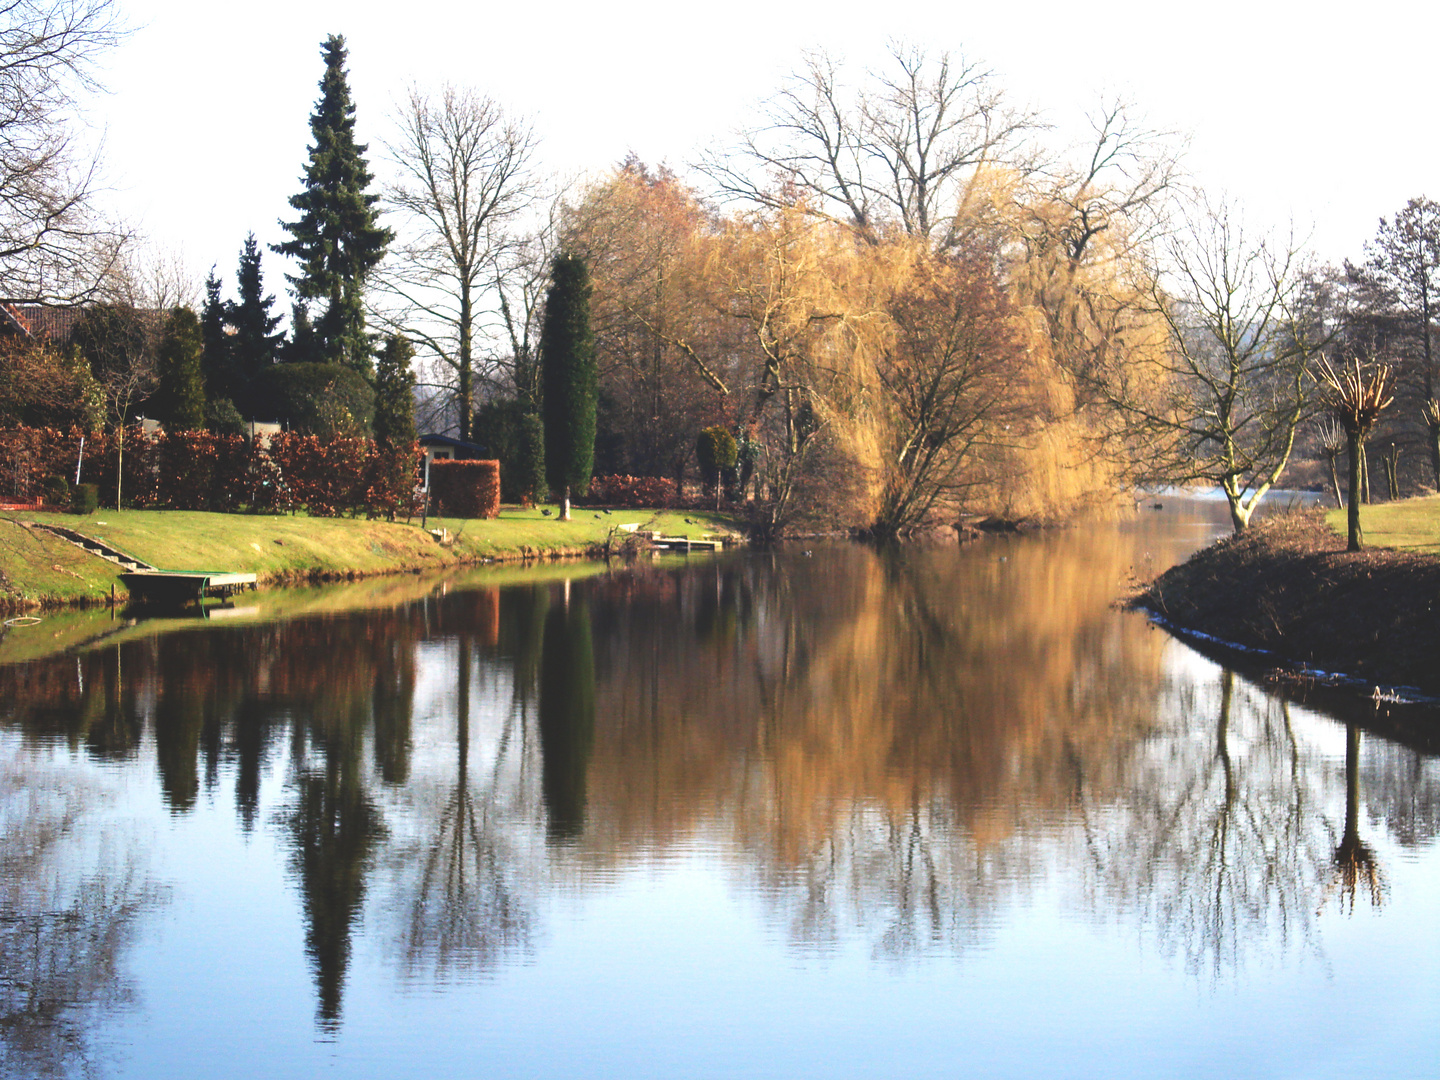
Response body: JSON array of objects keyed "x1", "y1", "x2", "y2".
[
  {"x1": 1319, "y1": 356, "x2": 1394, "y2": 552},
  {"x1": 540, "y1": 253, "x2": 597, "y2": 521},
  {"x1": 274, "y1": 35, "x2": 392, "y2": 374},
  {"x1": 153, "y1": 307, "x2": 206, "y2": 432}
]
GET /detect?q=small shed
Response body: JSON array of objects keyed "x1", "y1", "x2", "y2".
[{"x1": 418, "y1": 433, "x2": 488, "y2": 471}]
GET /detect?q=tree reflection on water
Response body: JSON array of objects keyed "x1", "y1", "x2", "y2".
[
  {"x1": 0, "y1": 522, "x2": 1434, "y2": 1038},
  {"x1": 0, "y1": 751, "x2": 164, "y2": 1079}
]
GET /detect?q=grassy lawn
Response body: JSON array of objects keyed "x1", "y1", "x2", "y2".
[
  {"x1": 0, "y1": 505, "x2": 741, "y2": 608},
  {"x1": 1324, "y1": 494, "x2": 1440, "y2": 553}
]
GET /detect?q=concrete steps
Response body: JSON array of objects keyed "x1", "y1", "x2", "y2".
[{"x1": 30, "y1": 523, "x2": 157, "y2": 572}]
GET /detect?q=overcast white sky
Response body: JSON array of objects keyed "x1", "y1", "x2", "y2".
[{"x1": 91, "y1": 0, "x2": 1434, "y2": 304}]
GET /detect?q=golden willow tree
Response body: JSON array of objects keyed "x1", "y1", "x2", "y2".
[{"x1": 563, "y1": 50, "x2": 1204, "y2": 536}]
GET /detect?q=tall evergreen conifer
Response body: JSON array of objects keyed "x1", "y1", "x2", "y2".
[
  {"x1": 540, "y1": 253, "x2": 597, "y2": 521},
  {"x1": 154, "y1": 307, "x2": 207, "y2": 432},
  {"x1": 229, "y1": 233, "x2": 284, "y2": 397},
  {"x1": 273, "y1": 35, "x2": 391, "y2": 375},
  {"x1": 200, "y1": 269, "x2": 234, "y2": 403}
]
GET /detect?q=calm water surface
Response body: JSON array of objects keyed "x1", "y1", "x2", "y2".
[{"x1": 2, "y1": 499, "x2": 1438, "y2": 1079}]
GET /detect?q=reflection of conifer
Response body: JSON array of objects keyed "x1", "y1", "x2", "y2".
[
  {"x1": 538, "y1": 593, "x2": 596, "y2": 841},
  {"x1": 285, "y1": 734, "x2": 383, "y2": 1030},
  {"x1": 153, "y1": 690, "x2": 202, "y2": 812},
  {"x1": 371, "y1": 645, "x2": 416, "y2": 785}
]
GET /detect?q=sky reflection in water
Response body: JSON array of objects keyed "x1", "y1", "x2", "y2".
[{"x1": 1, "y1": 499, "x2": 1438, "y2": 1079}]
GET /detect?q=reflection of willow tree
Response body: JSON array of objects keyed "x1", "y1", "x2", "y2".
[
  {"x1": 395, "y1": 590, "x2": 537, "y2": 980},
  {"x1": 1325, "y1": 724, "x2": 1384, "y2": 912},
  {"x1": 539, "y1": 592, "x2": 596, "y2": 842},
  {"x1": 0, "y1": 754, "x2": 164, "y2": 1080},
  {"x1": 1074, "y1": 670, "x2": 1336, "y2": 979},
  {"x1": 574, "y1": 529, "x2": 1172, "y2": 958}
]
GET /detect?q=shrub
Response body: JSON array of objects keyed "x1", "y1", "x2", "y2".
[
  {"x1": 429, "y1": 459, "x2": 500, "y2": 519},
  {"x1": 584, "y1": 474, "x2": 678, "y2": 508},
  {"x1": 71, "y1": 482, "x2": 99, "y2": 514}
]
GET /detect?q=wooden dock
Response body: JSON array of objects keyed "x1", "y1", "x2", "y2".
[
  {"x1": 650, "y1": 536, "x2": 724, "y2": 552},
  {"x1": 118, "y1": 570, "x2": 258, "y2": 607}
]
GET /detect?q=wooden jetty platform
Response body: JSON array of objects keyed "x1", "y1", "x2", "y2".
[
  {"x1": 118, "y1": 570, "x2": 258, "y2": 607},
  {"x1": 650, "y1": 536, "x2": 725, "y2": 552}
]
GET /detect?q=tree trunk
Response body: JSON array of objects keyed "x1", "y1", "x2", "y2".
[
  {"x1": 1327, "y1": 454, "x2": 1343, "y2": 509},
  {"x1": 458, "y1": 285, "x2": 472, "y2": 442},
  {"x1": 560, "y1": 483, "x2": 571, "y2": 522},
  {"x1": 115, "y1": 430, "x2": 123, "y2": 511},
  {"x1": 1346, "y1": 431, "x2": 1364, "y2": 552}
]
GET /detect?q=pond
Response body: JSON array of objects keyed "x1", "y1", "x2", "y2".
[{"x1": 2, "y1": 498, "x2": 1437, "y2": 1079}]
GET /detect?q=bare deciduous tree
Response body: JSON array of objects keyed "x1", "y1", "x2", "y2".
[
  {"x1": 1098, "y1": 197, "x2": 1327, "y2": 532},
  {"x1": 1360, "y1": 197, "x2": 1440, "y2": 486},
  {"x1": 0, "y1": 0, "x2": 130, "y2": 303},
  {"x1": 701, "y1": 43, "x2": 1038, "y2": 250},
  {"x1": 378, "y1": 85, "x2": 539, "y2": 440}
]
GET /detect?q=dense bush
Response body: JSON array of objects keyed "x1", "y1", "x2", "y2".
[
  {"x1": 428, "y1": 459, "x2": 500, "y2": 519},
  {"x1": 70, "y1": 483, "x2": 98, "y2": 514},
  {"x1": 583, "y1": 474, "x2": 679, "y2": 508}
]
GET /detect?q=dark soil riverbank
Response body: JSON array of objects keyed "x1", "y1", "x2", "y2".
[{"x1": 1133, "y1": 510, "x2": 1440, "y2": 695}]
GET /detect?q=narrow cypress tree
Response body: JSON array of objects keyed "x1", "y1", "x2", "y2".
[
  {"x1": 229, "y1": 233, "x2": 284, "y2": 399},
  {"x1": 373, "y1": 334, "x2": 416, "y2": 450},
  {"x1": 540, "y1": 254, "x2": 597, "y2": 521},
  {"x1": 154, "y1": 307, "x2": 207, "y2": 432},
  {"x1": 273, "y1": 35, "x2": 391, "y2": 375}
]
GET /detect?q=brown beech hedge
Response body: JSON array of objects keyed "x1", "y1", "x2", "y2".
[
  {"x1": 427, "y1": 459, "x2": 500, "y2": 519},
  {"x1": 0, "y1": 425, "x2": 423, "y2": 519}
]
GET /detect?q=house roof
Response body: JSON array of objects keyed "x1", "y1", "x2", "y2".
[
  {"x1": 1, "y1": 304, "x2": 85, "y2": 343},
  {"x1": 418, "y1": 433, "x2": 489, "y2": 455}
]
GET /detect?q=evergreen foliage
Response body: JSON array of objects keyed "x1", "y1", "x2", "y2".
[
  {"x1": 273, "y1": 35, "x2": 391, "y2": 375},
  {"x1": 540, "y1": 253, "x2": 597, "y2": 515},
  {"x1": 373, "y1": 334, "x2": 417, "y2": 450},
  {"x1": 154, "y1": 307, "x2": 207, "y2": 432},
  {"x1": 474, "y1": 397, "x2": 547, "y2": 503},
  {"x1": 695, "y1": 426, "x2": 738, "y2": 473},
  {"x1": 281, "y1": 302, "x2": 318, "y2": 366},
  {"x1": 205, "y1": 396, "x2": 246, "y2": 436},
  {"x1": 228, "y1": 233, "x2": 284, "y2": 402},
  {"x1": 200, "y1": 269, "x2": 235, "y2": 404},
  {"x1": 258, "y1": 361, "x2": 374, "y2": 437}
]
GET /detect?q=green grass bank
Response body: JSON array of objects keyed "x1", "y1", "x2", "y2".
[{"x1": 0, "y1": 505, "x2": 740, "y2": 610}]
